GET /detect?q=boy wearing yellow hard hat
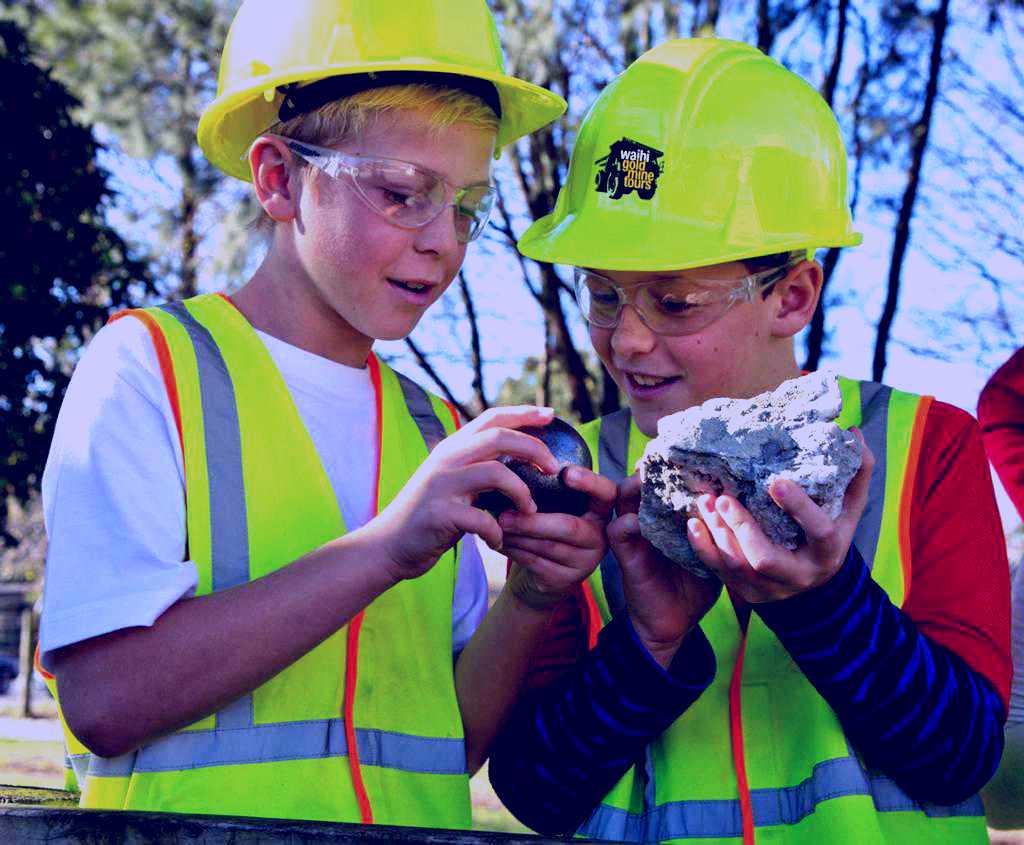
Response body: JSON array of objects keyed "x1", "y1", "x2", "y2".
[
  {"x1": 37, "y1": 0, "x2": 618, "y2": 826},
  {"x1": 488, "y1": 39, "x2": 1010, "y2": 843}
]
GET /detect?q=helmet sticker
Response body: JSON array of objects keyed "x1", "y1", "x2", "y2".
[{"x1": 594, "y1": 137, "x2": 664, "y2": 201}]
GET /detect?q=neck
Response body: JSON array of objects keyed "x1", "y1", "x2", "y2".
[{"x1": 231, "y1": 247, "x2": 373, "y2": 369}]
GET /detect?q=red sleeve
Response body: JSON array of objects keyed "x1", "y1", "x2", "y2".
[
  {"x1": 902, "y1": 400, "x2": 1012, "y2": 709},
  {"x1": 978, "y1": 347, "x2": 1024, "y2": 521}
]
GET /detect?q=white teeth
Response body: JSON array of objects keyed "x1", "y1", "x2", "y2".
[
  {"x1": 392, "y1": 279, "x2": 427, "y2": 291},
  {"x1": 632, "y1": 373, "x2": 668, "y2": 386}
]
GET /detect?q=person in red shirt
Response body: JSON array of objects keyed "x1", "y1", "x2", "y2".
[{"x1": 979, "y1": 345, "x2": 1024, "y2": 831}]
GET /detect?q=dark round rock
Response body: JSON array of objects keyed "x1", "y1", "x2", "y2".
[{"x1": 475, "y1": 416, "x2": 594, "y2": 518}]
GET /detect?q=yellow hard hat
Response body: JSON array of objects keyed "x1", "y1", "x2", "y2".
[
  {"x1": 198, "y1": 0, "x2": 567, "y2": 181},
  {"x1": 519, "y1": 38, "x2": 862, "y2": 271}
]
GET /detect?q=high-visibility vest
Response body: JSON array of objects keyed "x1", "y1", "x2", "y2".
[
  {"x1": 46, "y1": 293, "x2": 471, "y2": 827},
  {"x1": 575, "y1": 378, "x2": 988, "y2": 844}
]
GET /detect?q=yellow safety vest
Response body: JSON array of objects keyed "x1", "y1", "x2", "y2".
[
  {"x1": 576, "y1": 378, "x2": 988, "y2": 843},
  {"x1": 46, "y1": 294, "x2": 471, "y2": 827}
]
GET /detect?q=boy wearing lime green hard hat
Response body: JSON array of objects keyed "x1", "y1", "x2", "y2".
[
  {"x1": 488, "y1": 38, "x2": 1010, "y2": 844},
  {"x1": 37, "y1": 0, "x2": 619, "y2": 826}
]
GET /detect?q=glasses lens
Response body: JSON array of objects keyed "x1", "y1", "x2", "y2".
[
  {"x1": 454, "y1": 185, "x2": 496, "y2": 243},
  {"x1": 575, "y1": 271, "x2": 622, "y2": 327},
  {"x1": 634, "y1": 280, "x2": 730, "y2": 335},
  {"x1": 352, "y1": 161, "x2": 443, "y2": 226}
]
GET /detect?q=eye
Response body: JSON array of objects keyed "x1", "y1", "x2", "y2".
[
  {"x1": 655, "y1": 295, "x2": 699, "y2": 315},
  {"x1": 382, "y1": 188, "x2": 413, "y2": 207}
]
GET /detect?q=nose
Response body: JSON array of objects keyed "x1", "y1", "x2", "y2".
[
  {"x1": 413, "y1": 204, "x2": 463, "y2": 257},
  {"x1": 610, "y1": 303, "x2": 657, "y2": 358}
]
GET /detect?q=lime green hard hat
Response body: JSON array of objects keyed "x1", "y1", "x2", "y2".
[
  {"x1": 198, "y1": 0, "x2": 567, "y2": 182},
  {"x1": 519, "y1": 38, "x2": 862, "y2": 271}
]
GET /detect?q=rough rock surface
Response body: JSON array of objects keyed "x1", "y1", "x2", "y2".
[{"x1": 638, "y1": 371, "x2": 862, "y2": 578}]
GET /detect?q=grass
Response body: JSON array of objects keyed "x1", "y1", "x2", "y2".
[{"x1": 0, "y1": 739, "x2": 64, "y2": 790}]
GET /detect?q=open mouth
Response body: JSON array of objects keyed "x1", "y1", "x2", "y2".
[
  {"x1": 625, "y1": 372, "x2": 680, "y2": 394},
  {"x1": 387, "y1": 278, "x2": 434, "y2": 302}
]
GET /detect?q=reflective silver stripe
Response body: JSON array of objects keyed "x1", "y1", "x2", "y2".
[
  {"x1": 68, "y1": 752, "x2": 90, "y2": 785},
  {"x1": 851, "y1": 381, "x2": 890, "y2": 567},
  {"x1": 159, "y1": 302, "x2": 250, "y2": 594},
  {"x1": 579, "y1": 755, "x2": 983, "y2": 841},
  {"x1": 597, "y1": 408, "x2": 631, "y2": 484},
  {"x1": 86, "y1": 721, "x2": 467, "y2": 777},
  {"x1": 81, "y1": 307, "x2": 466, "y2": 786},
  {"x1": 597, "y1": 409, "x2": 632, "y2": 617},
  {"x1": 159, "y1": 302, "x2": 255, "y2": 737},
  {"x1": 395, "y1": 369, "x2": 448, "y2": 449}
]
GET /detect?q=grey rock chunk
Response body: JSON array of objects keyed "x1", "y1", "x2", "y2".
[{"x1": 637, "y1": 372, "x2": 862, "y2": 578}]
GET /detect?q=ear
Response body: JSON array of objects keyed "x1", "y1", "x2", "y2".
[
  {"x1": 249, "y1": 136, "x2": 299, "y2": 223},
  {"x1": 768, "y1": 260, "x2": 822, "y2": 338}
]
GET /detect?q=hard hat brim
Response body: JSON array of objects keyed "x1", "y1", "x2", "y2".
[
  {"x1": 199, "y1": 62, "x2": 567, "y2": 182},
  {"x1": 518, "y1": 211, "x2": 863, "y2": 272}
]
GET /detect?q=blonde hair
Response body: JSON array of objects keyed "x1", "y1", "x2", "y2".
[{"x1": 252, "y1": 83, "x2": 500, "y2": 232}]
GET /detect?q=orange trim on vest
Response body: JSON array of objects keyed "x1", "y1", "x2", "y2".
[
  {"x1": 337, "y1": 352, "x2": 388, "y2": 825},
  {"x1": 440, "y1": 398, "x2": 461, "y2": 432},
  {"x1": 579, "y1": 582, "x2": 602, "y2": 650},
  {"x1": 110, "y1": 310, "x2": 184, "y2": 459},
  {"x1": 33, "y1": 643, "x2": 53, "y2": 680},
  {"x1": 898, "y1": 395, "x2": 932, "y2": 606},
  {"x1": 729, "y1": 634, "x2": 755, "y2": 845}
]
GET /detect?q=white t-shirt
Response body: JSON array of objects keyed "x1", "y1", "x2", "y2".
[{"x1": 39, "y1": 315, "x2": 488, "y2": 666}]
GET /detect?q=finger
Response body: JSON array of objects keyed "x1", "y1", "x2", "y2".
[
  {"x1": 713, "y1": 496, "x2": 787, "y2": 578},
  {"x1": 561, "y1": 467, "x2": 617, "y2": 519},
  {"x1": 460, "y1": 463, "x2": 538, "y2": 515},
  {"x1": 686, "y1": 517, "x2": 728, "y2": 576},
  {"x1": 455, "y1": 427, "x2": 561, "y2": 475},
  {"x1": 461, "y1": 405, "x2": 556, "y2": 436},
  {"x1": 607, "y1": 511, "x2": 643, "y2": 547},
  {"x1": 506, "y1": 549, "x2": 584, "y2": 592},
  {"x1": 501, "y1": 535, "x2": 602, "y2": 575},
  {"x1": 499, "y1": 510, "x2": 603, "y2": 548},
  {"x1": 696, "y1": 494, "x2": 744, "y2": 562},
  {"x1": 449, "y1": 503, "x2": 503, "y2": 551},
  {"x1": 616, "y1": 473, "x2": 642, "y2": 516},
  {"x1": 766, "y1": 479, "x2": 832, "y2": 541}
]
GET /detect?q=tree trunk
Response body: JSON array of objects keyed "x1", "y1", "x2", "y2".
[
  {"x1": 691, "y1": 0, "x2": 721, "y2": 36},
  {"x1": 457, "y1": 272, "x2": 489, "y2": 411},
  {"x1": 804, "y1": 246, "x2": 841, "y2": 371},
  {"x1": 757, "y1": 0, "x2": 772, "y2": 52},
  {"x1": 873, "y1": 0, "x2": 950, "y2": 382},
  {"x1": 540, "y1": 264, "x2": 596, "y2": 422},
  {"x1": 803, "y1": 0, "x2": 850, "y2": 371},
  {"x1": 404, "y1": 338, "x2": 473, "y2": 420},
  {"x1": 600, "y1": 368, "x2": 621, "y2": 416}
]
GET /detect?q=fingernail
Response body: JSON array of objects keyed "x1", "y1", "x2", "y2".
[
  {"x1": 717, "y1": 497, "x2": 732, "y2": 514},
  {"x1": 500, "y1": 512, "x2": 517, "y2": 529},
  {"x1": 687, "y1": 518, "x2": 701, "y2": 536},
  {"x1": 539, "y1": 406, "x2": 555, "y2": 417},
  {"x1": 772, "y1": 480, "x2": 792, "y2": 502}
]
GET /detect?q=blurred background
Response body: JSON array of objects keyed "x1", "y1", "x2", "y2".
[{"x1": 0, "y1": 0, "x2": 1021, "y2": 836}]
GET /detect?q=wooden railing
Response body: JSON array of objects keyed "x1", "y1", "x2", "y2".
[{"x1": 0, "y1": 785, "x2": 610, "y2": 844}]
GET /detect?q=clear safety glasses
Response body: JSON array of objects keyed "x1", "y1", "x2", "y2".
[
  {"x1": 572, "y1": 262, "x2": 798, "y2": 336},
  {"x1": 278, "y1": 137, "x2": 496, "y2": 243}
]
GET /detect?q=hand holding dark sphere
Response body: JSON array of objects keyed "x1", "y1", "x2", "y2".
[{"x1": 475, "y1": 417, "x2": 594, "y2": 517}]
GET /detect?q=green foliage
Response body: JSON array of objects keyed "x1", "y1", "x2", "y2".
[
  {"x1": 0, "y1": 19, "x2": 152, "y2": 543},
  {"x1": 16, "y1": 0, "x2": 244, "y2": 297}
]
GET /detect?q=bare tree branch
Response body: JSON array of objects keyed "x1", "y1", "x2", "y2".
[{"x1": 404, "y1": 337, "x2": 474, "y2": 420}]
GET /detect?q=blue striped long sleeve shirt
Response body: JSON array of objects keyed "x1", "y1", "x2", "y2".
[{"x1": 488, "y1": 545, "x2": 1006, "y2": 835}]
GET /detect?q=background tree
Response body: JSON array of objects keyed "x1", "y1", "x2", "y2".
[
  {"x1": 10, "y1": 0, "x2": 244, "y2": 299},
  {"x1": 0, "y1": 17, "x2": 152, "y2": 545}
]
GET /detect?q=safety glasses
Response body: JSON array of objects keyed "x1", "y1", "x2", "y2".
[
  {"x1": 572, "y1": 262, "x2": 797, "y2": 336},
  {"x1": 276, "y1": 137, "x2": 495, "y2": 243}
]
